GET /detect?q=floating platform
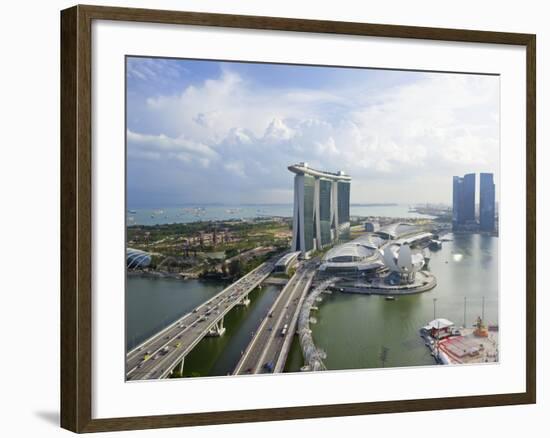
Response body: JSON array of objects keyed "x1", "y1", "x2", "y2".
[{"x1": 423, "y1": 327, "x2": 499, "y2": 365}]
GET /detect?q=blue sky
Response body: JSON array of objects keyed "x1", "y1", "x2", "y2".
[{"x1": 126, "y1": 56, "x2": 499, "y2": 208}]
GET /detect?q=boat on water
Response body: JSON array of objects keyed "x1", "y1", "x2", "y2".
[{"x1": 385, "y1": 296, "x2": 396, "y2": 301}]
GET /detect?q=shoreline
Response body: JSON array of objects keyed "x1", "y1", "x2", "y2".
[{"x1": 334, "y1": 271, "x2": 437, "y2": 296}]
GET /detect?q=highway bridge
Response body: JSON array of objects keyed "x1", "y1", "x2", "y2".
[
  {"x1": 126, "y1": 260, "x2": 277, "y2": 380},
  {"x1": 233, "y1": 262, "x2": 316, "y2": 375}
]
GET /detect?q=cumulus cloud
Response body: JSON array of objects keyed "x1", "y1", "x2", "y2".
[
  {"x1": 126, "y1": 60, "x2": 499, "y2": 205},
  {"x1": 127, "y1": 130, "x2": 217, "y2": 159}
]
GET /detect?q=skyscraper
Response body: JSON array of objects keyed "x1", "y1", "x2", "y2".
[
  {"x1": 289, "y1": 163, "x2": 351, "y2": 255},
  {"x1": 463, "y1": 173, "x2": 476, "y2": 223},
  {"x1": 452, "y1": 176, "x2": 465, "y2": 230},
  {"x1": 479, "y1": 172, "x2": 496, "y2": 232},
  {"x1": 453, "y1": 173, "x2": 476, "y2": 230}
]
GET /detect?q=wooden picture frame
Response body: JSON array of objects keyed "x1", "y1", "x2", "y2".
[{"x1": 61, "y1": 4, "x2": 536, "y2": 433}]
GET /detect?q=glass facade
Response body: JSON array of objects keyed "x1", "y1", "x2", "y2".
[
  {"x1": 127, "y1": 249, "x2": 151, "y2": 269},
  {"x1": 319, "y1": 179, "x2": 332, "y2": 246},
  {"x1": 452, "y1": 176, "x2": 464, "y2": 229},
  {"x1": 337, "y1": 181, "x2": 351, "y2": 240},
  {"x1": 480, "y1": 172, "x2": 496, "y2": 232},
  {"x1": 453, "y1": 173, "x2": 475, "y2": 230},
  {"x1": 303, "y1": 175, "x2": 316, "y2": 252},
  {"x1": 337, "y1": 182, "x2": 350, "y2": 224},
  {"x1": 463, "y1": 173, "x2": 476, "y2": 223},
  {"x1": 289, "y1": 163, "x2": 351, "y2": 255}
]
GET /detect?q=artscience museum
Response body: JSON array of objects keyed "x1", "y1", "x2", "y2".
[{"x1": 319, "y1": 223, "x2": 437, "y2": 293}]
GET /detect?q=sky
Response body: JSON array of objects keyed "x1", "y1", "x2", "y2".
[{"x1": 126, "y1": 56, "x2": 500, "y2": 208}]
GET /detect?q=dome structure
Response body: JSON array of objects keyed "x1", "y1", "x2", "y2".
[
  {"x1": 127, "y1": 248, "x2": 151, "y2": 269},
  {"x1": 319, "y1": 234, "x2": 385, "y2": 275}
]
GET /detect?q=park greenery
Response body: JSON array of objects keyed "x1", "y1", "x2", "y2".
[{"x1": 127, "y1": 219, "x2": 291, "y2": 279}]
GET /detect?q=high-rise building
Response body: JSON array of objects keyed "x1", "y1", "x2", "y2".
[
  {"x1": 479, "y1": 172, "x2": 496, "y2": 232},
  {"x1": 463, "y1": 173, "x2": 476, "y2": 223},
  {"x1": 453, "y1": 173, "x2": 476, "y2": 230},
  {"x1": 452, "y1": 176, "x2": 465, "y2": 230},
  {"x1": 289, "y1": 163, "x2": 351, "y2": 255}
]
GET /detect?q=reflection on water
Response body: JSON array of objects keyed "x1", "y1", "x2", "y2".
[
  {"x1": 126, "y1": 277, "x2": 224, "y2": 351},
  {"x1": 285, "y1": 233, "x2": 498, "y2": 371},
  {"x1": 126, "y1": 277, "x2": 281, "y2": 377},
  {"x1": 126, "y1": 233, "x2": 498, "y2": 375},
  {"x1": 182, "y1": 285, "x2": 280, "y2": 377}
]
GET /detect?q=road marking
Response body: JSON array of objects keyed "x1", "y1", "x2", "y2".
[
  {"x1": 253, "y1": 270, "x2": 311, "y2": 374},
  {"x1": 128, "y1": 263, "x2": 276, "y2": 380},
  {"x1": 274, "y1": 272, "x2": 315, "y2": 373},
  {"x1": 233, "y1": 273, "x2": 300, "y2": 374},
  {"x1": 126, "y1": 262, "x2": 270, "y2": 358}
]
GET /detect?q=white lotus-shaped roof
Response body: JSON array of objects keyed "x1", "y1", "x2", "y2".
[{"x1": 382, "y1": 244, "x2": 424, "y2": 272}]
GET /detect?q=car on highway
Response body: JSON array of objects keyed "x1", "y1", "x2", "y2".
[{"x1": 263, "y1": 362, "x2": 274, "y2": 372}]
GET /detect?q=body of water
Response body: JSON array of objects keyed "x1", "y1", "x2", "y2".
[
  {"x1": 126, "y1": 233, "x2": 498, "y2": 375},
  {"x1": 126, "y1": 278, "x2": 281, "y2": 376},
  {"x1": 127, "y1": 204, "x2": 434, "y2": 226},
  {"x1": 285, "y1": 233, "x2": 499, "y2": 371},
  {"x1": 126, "y1": 277, "x2": 224, "y2": 351}
]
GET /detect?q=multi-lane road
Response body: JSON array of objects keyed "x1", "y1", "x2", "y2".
[
  {"x1": 126, "y1": 260, "x2": 277, "y2": 380},
  {"x1": 234, "y1": 263, "x2": 316, "y2": 375}
]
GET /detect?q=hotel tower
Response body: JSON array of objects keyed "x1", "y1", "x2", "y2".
[{"x1": 288, "y1": 163, "x2": 351, "y2": 256}]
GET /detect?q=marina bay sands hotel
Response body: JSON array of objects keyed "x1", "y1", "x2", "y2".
[{"x1": 288, "y1": 162, "x2": 351, "y2": 256}]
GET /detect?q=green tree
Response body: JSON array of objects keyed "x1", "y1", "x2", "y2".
[{"x1": 228, "y1": 259, "x2": 242, "y2": 278}]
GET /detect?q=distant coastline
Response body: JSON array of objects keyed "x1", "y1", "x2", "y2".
[
  {"x1": 128, "y1": 202, "x2": 403, "y2": 210},
  {"x1": 126, "y1": 203, "x2": 437, "y2": 226},
  {"x1": 351, "y1": 202, "x2": 399, "y2": 207}
]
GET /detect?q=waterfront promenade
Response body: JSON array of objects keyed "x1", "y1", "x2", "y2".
[{"x1": 336, "y1": 270, "x2": 437, "y2": 295}]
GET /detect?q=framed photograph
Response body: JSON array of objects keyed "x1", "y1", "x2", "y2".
[{"x1": 60, "y1": 4, "x2": 536, "y2": 433}]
